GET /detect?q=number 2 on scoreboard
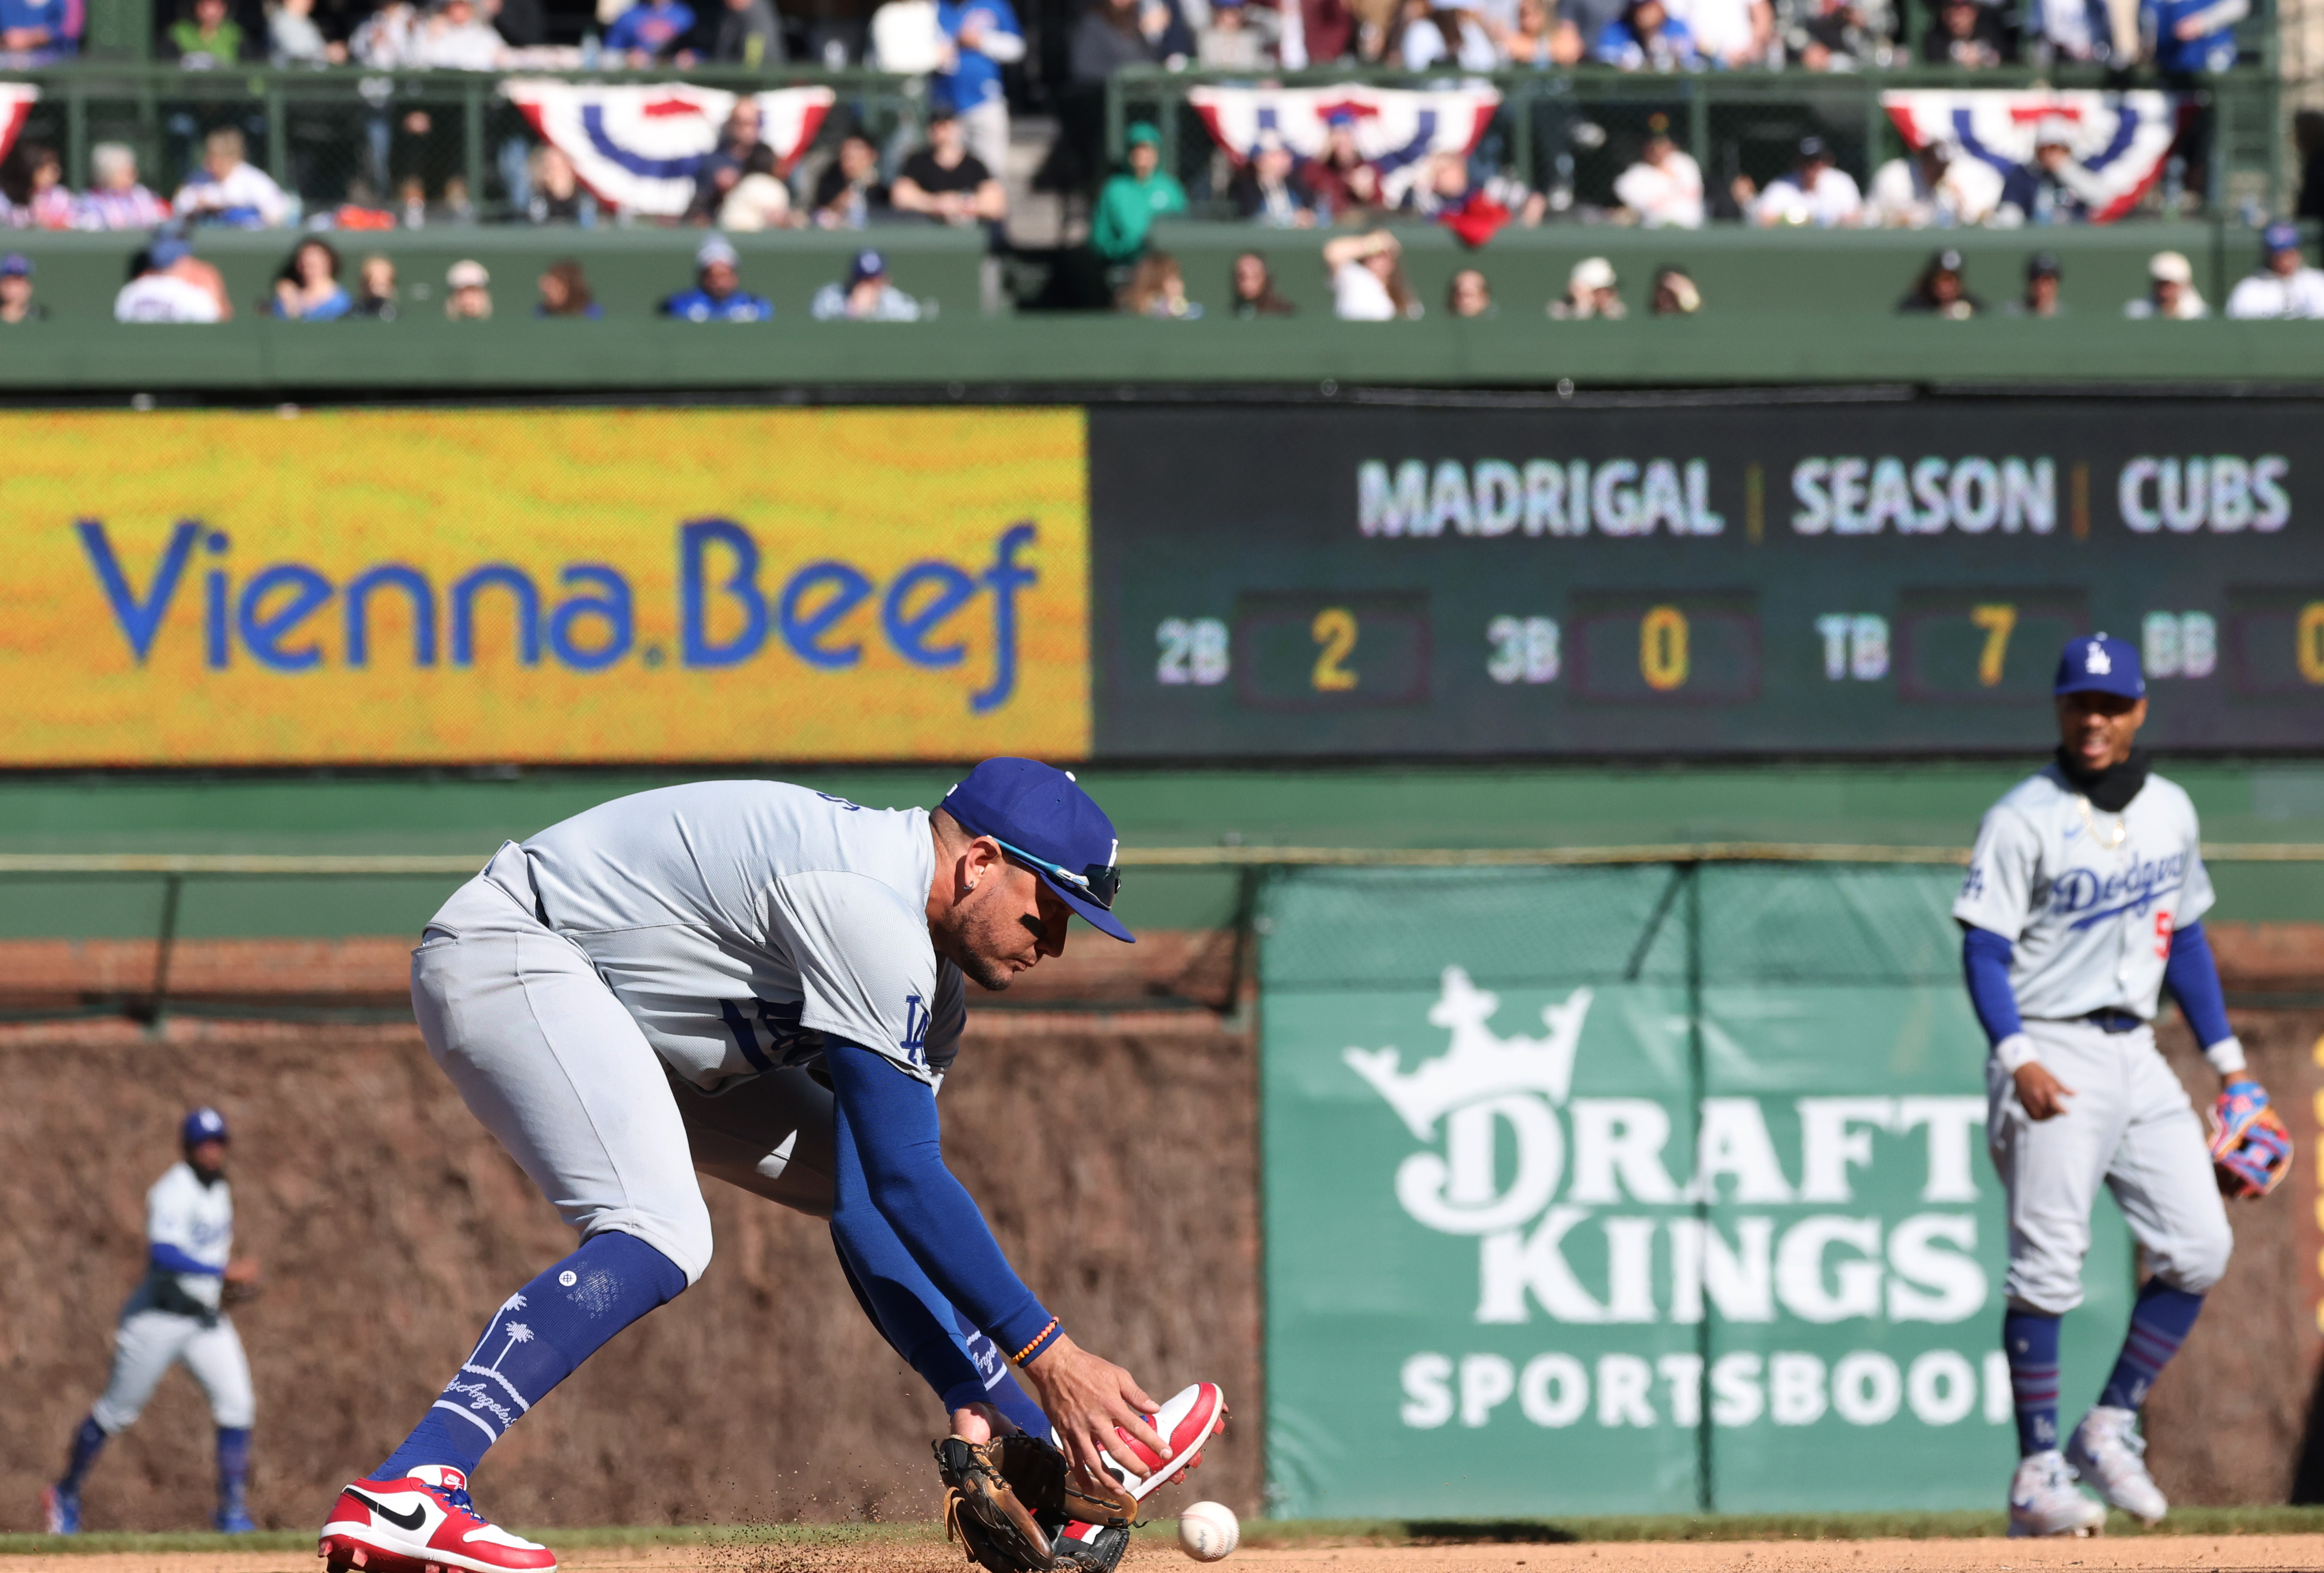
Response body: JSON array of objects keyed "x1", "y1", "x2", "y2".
[
  {"x1": 1971, "y1": 603, "x2": 2016, "y2": 688},
  {"x1": 1311, "y1": 607, "x2": 1359, "y2": 691}
]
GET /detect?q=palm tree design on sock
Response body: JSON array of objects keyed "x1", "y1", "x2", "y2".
[
  {"x1": 487, "y1": 1323, "x2": 533, "y2": 1371},
  {"x1": 467, "y1": 1292, "x2": 528, "y2": 1366}
]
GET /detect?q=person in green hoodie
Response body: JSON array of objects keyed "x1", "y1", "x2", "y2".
[{"x1": 1091, "y1": 122, "x2": 1188, "y2": 265}]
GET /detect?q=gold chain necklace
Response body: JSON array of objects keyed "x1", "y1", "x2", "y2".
[{"x1": 2076, "y1": 795, "x2": 2127, "y2": 851}]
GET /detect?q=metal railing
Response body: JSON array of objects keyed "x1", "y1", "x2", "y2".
[
  {"x1": 3, "y1": 64, "x2": 929, "y2": 223},
  {"x1": 1102, "y1": 62, "x2": 2288, "y2": 219}
]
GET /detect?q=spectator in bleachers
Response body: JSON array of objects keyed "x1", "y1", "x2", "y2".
[
  {"x1": 0, "y1": 253, "x2": 44, "y2": 322},
  {"x1": 411, "y1": 0, "x2": 508, "y2": 66},
  {"x1": 1198, "y1": 0, "x2": 1276, "y2": 67},
  {"x1": 1092, "y1": 122, "x2": 1187, "y2": 264},
  {"x1": 709, "y1": 0, "x2": 783, "y2": 61},
  {"x1": 351, "y1": 0, "x2": 418, "y2": 62},
  {"x1": 1995, "y1": 118, "x2": 2100, "y2": 225},
  {"x1": 271, "y1": 237, "x2": 353, "y2": 320},
  {"x1": 73, "y1": 145, "x2": 170, "y2": 230},
  {"x1": 2005, "y1": 250, "x2": 2063, "y2": 316},
  {"x1": 720, "y1": 147, "x2": 798, "y2": 229},
  {"x1": 1304, "y1": 112, "x2": 1379, "y2": 224},
  {"x1": 526, "y1": 145, "x2": 598, "y2": 225},
  {"x1": 893, "y1": 104, "x2": 1008, "y2": 227},
  {"x1": 1549, "y1": 255, "x2": 1624, "y2": 317},
  {"x1": 1324, "y1": 228, "x2": 1418, "y2": 319},
  {"x1": 939, "y1": 0, "x2": 1025, "y2": 178},
  {"x1": 1490, "y1": 0, "x2": 1582, "y2": 63},
  {"x1": 445, "y1": 258, "x2": 492, "y2": 318},
  {"x1": 1229, "y1": 250, "x2": 1295, "y2": 315},
  {"x1": 1070, "y1": 0, "x2": 1176, "y2": 85},
  {"x1": 661, "y1": 235, "x2": 773, "y2": 320},
  {"x1": 606, "y1": 0, "x2": 696, "y2": 62},
  {"x1": 2034, "y1": 0, "x2": 2118, "y2": 60},
  {"x1": 1, "y1": 141, "x2": 74, "y2": 228},
  {"x1": 169, "y1": 0, "x2": 247, "y2": 61},
  {"x1": 1, "y1": 0, "x2": 78, "y2": 58},
  {"x1": 1650, "y1": 263, "x2": 1701, "y2": 314},
  {"x1": 2142, "y1": 0, "x2": 2241, "y2": 74},
  {"x1": 1669, "y1": 0, "x2": 1769, "y2": 66},
  {"x1": 812, "y1": 247, "x2": 924, "y2": 319},
  {"x1": 1896, "y1": 246, "x2": 1983, "y2": 317},
  {"x1": 1786, "y1": 0, "x2": 1877, "y2": 67},
  {"x1": 174, "y1": 127, "x2": 290, "y2": 228},
  {"x1": 1229, "y1": 133, "x2": 1317, "y2": 227},
  {"x1": 351, "y1": 253, "x2": 399, "y2": 318},
  {"x1": 536, "y1": 260, "x2": 603, "y2": 318},
  {"x1": 1593, "y1": 0, "x2": 1698, "y2": 69},
  {"x1": 1446, "y1": 267, "x2": 1494, "y2": 318},
  {"x1": 2123, "y1": 248, "x2": 2207, "y2": 317},
  {"x1": 1865, "y1": 138, "x2": 2002, "y2": 227},
  {"x1": 1391, "y1": 0, "x2": 1496, "y2": 67},
  {"x1": 1293, "y1": 0, "x2": 1356, "y2": 62},
  {"x1": 2224, "y1": 222, "x2": 2324, "y2": 319},
  {"x1": 269, "y1": 0, "x2": 348, "y2": 61},
  {"x1": 1117, "y1": 250, "x2": 1201, "y2": 318},
  {"x1": 1612, "y1": 114, "x2": 1703, "y2": 228},
  {"x1": 1921, "y1": 0, "x2": 2007, "y2": 64},
  {"x1": 116, "y1": 230, "x2": 231, "y2": 321},
  {"x1": 1746, "y1": 135, "x2": 1861, "y2": 227},
  {"x1": 687, "y1": 99, "x2": 765, "y2": 224},
  {"x1": 1400, "y1": 150, "x2": 1537, "y2": 241},
  {"x1": 812, "y1": 134, "x2": 893, "y2": 228}
]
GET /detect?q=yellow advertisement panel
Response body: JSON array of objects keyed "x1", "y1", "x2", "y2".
[{"x1": 0, "y1": 408, "x2": 1089, "y2": 765}]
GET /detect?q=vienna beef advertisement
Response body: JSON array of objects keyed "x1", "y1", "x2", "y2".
[
  {"x1": 0, "y1": 408, "x2": 1089, "y2": 766},
  {"x1": 1259, "y1": 864, "x2": 2135, "y2": 1517}
]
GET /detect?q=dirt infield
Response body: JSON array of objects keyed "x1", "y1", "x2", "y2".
[{"x1": 9, "y1": 1534, "x2": 2324, "y2": 1573}]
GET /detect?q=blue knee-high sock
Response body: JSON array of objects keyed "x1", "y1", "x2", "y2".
[
  {"x1": 58, "y1": 1414, "x2": 107, "y2": 1492},
  {"x1": 2099, "y1": 1281, "x2": 2205, "y2": 1410},
  {"x1": 951, "y1": 1308, "x2": 1052, "y2": 1439},
  {"x1": 216, "y1": 1426, "x2": 251, "y2": 1514},
  {"x1": 2004, "y1": 1307, "x2": 2063, "y2": 1455},
  {"x1": 374, "y1": 1231, "x2": 687, "y2": 1482}
]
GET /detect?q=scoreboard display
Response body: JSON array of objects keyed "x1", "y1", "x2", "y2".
[{"x1": 1089, "y1": 402, "x2": 2323, "y2": 758}]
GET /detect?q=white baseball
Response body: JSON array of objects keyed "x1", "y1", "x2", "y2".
[{"x1": 1177, "y1": 1501, "x2": 1239, "y2": 1562}]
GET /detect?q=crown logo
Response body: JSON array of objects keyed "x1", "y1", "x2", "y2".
[{"x1": 1344, "y1": 966, "x2": 1592, "y2": 1140}]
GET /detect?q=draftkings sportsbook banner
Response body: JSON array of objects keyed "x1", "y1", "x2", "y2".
[
  {"x1": 0, "y1": 408, "x2": 1089, "y2": 766},
  {"x1": 1259, "y1": 863, "x2": 2133, "y2": 1516}
]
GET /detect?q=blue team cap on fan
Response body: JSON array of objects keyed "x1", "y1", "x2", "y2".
[
  {"x1": 940, "y1": 759, "x2": 1133, "y2": 943},
  {"x1": 2054, "y1": 633, "x2": 2144, "y2": 699},
  {"x1": 182, "y1": 1106, "x2": 229, "y2": 1144},
  {"x1": 2263, "y1": 221, "x2": 2302, "y2": 254}
]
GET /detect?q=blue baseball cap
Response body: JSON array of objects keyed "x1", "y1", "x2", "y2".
[
  {"x1": 2054, "y1": 633, "x2": 2143, "y2": 699},
  {"x1": 847, "y1": 248, "x2": 886, "y2": 286},
  {"x1": 2263, "y1": 221, "x2": 2303, "y2": 254},
  {"x1": 0, "y1": 253, "x2": 29, "y2": 277},
  {"x1": 182, "y1": 1106, "x2": 229, "y2": 1145},
  {"x1": 939, "y1": 759, "x2": 1133, "y2": 943}
]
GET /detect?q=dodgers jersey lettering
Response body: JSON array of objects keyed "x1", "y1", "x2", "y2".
[
  {"x1": 148, "y1": 1161, "x2": 233, "y2": 1312},
  {"x1": 1953, "y1": 763, "x2": 2212, "y2": 1022},
  {"x1": 507, "y1": 782, "x2": 966, "y2": 1091}
]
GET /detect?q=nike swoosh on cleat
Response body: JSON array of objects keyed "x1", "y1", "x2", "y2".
[{"x1": 346, "y1": 1490, "x2": 429, "y2": 1532}]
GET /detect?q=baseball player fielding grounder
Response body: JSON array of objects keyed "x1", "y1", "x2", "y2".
[
  {"x1": 44, "y1": 1107, "x2": 262, "y2": 1534},
  {"x1": 1955, "y1": 635, "x2": 2290, "y2": 1538},
  {"x1": 317, "y1": 760, "x2": 1223, "y2": 1573}
]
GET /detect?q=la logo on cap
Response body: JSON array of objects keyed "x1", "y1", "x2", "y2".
[{"x1": 2085, "y1": 642, "x2": 2111, "y2": 674}]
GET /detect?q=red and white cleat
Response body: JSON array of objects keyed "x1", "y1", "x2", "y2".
[
  {"x1": 1097, "y1": 1382, "x2": 1228, "y2": 1504},
  {"x1": 318, "y1": 1465, "x2": 556, "y2": 1573}
]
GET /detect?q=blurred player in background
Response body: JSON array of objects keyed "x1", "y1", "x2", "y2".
[
  {"x1": 318, "y1": 760, "x2": 1219, "y2": 1573},
  {"x1": 1956, "y1": 635, "x2": 2280, "y2": 1536},
  {"x1": 44, "y1": 1107, "x2": 262, "y2": 1534}
]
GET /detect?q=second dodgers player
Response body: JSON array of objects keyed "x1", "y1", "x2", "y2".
[{"x1": 1954, "y1": 634, "x2": 2256, "y2": 1536}]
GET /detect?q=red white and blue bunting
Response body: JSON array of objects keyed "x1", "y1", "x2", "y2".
[
  {"x1": 0, "y1": 83, "x2": 37, "y2": 168},
  {"x1": 1186, "y1": 84, "x2": 1500, "y2": 179},
  {"x1": 1880, "y1": 89, "x2": 2187, "y2": 224},
  {"x1": 503, "y1": 80, "x2": 835, "y2": 217}
]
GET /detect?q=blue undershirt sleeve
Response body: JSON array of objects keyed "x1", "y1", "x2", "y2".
[
  {"x1": 2164, "y1": 919, "x2": 2235, "y2": 1049},
  {"x1": 149, "y1": 1242, "x2": 221, "y2": 1276},
  {"x1": 824, "y1": 1040, "x2": 1055, "y2": 1362},
  {"x1": 1960, "y1": 925, "x2": 2023, "y2": 1048}
]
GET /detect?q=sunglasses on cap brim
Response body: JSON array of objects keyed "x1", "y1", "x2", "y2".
[{"x1": 989, "y1": 836, "x2": 1122, "y2": 912}]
